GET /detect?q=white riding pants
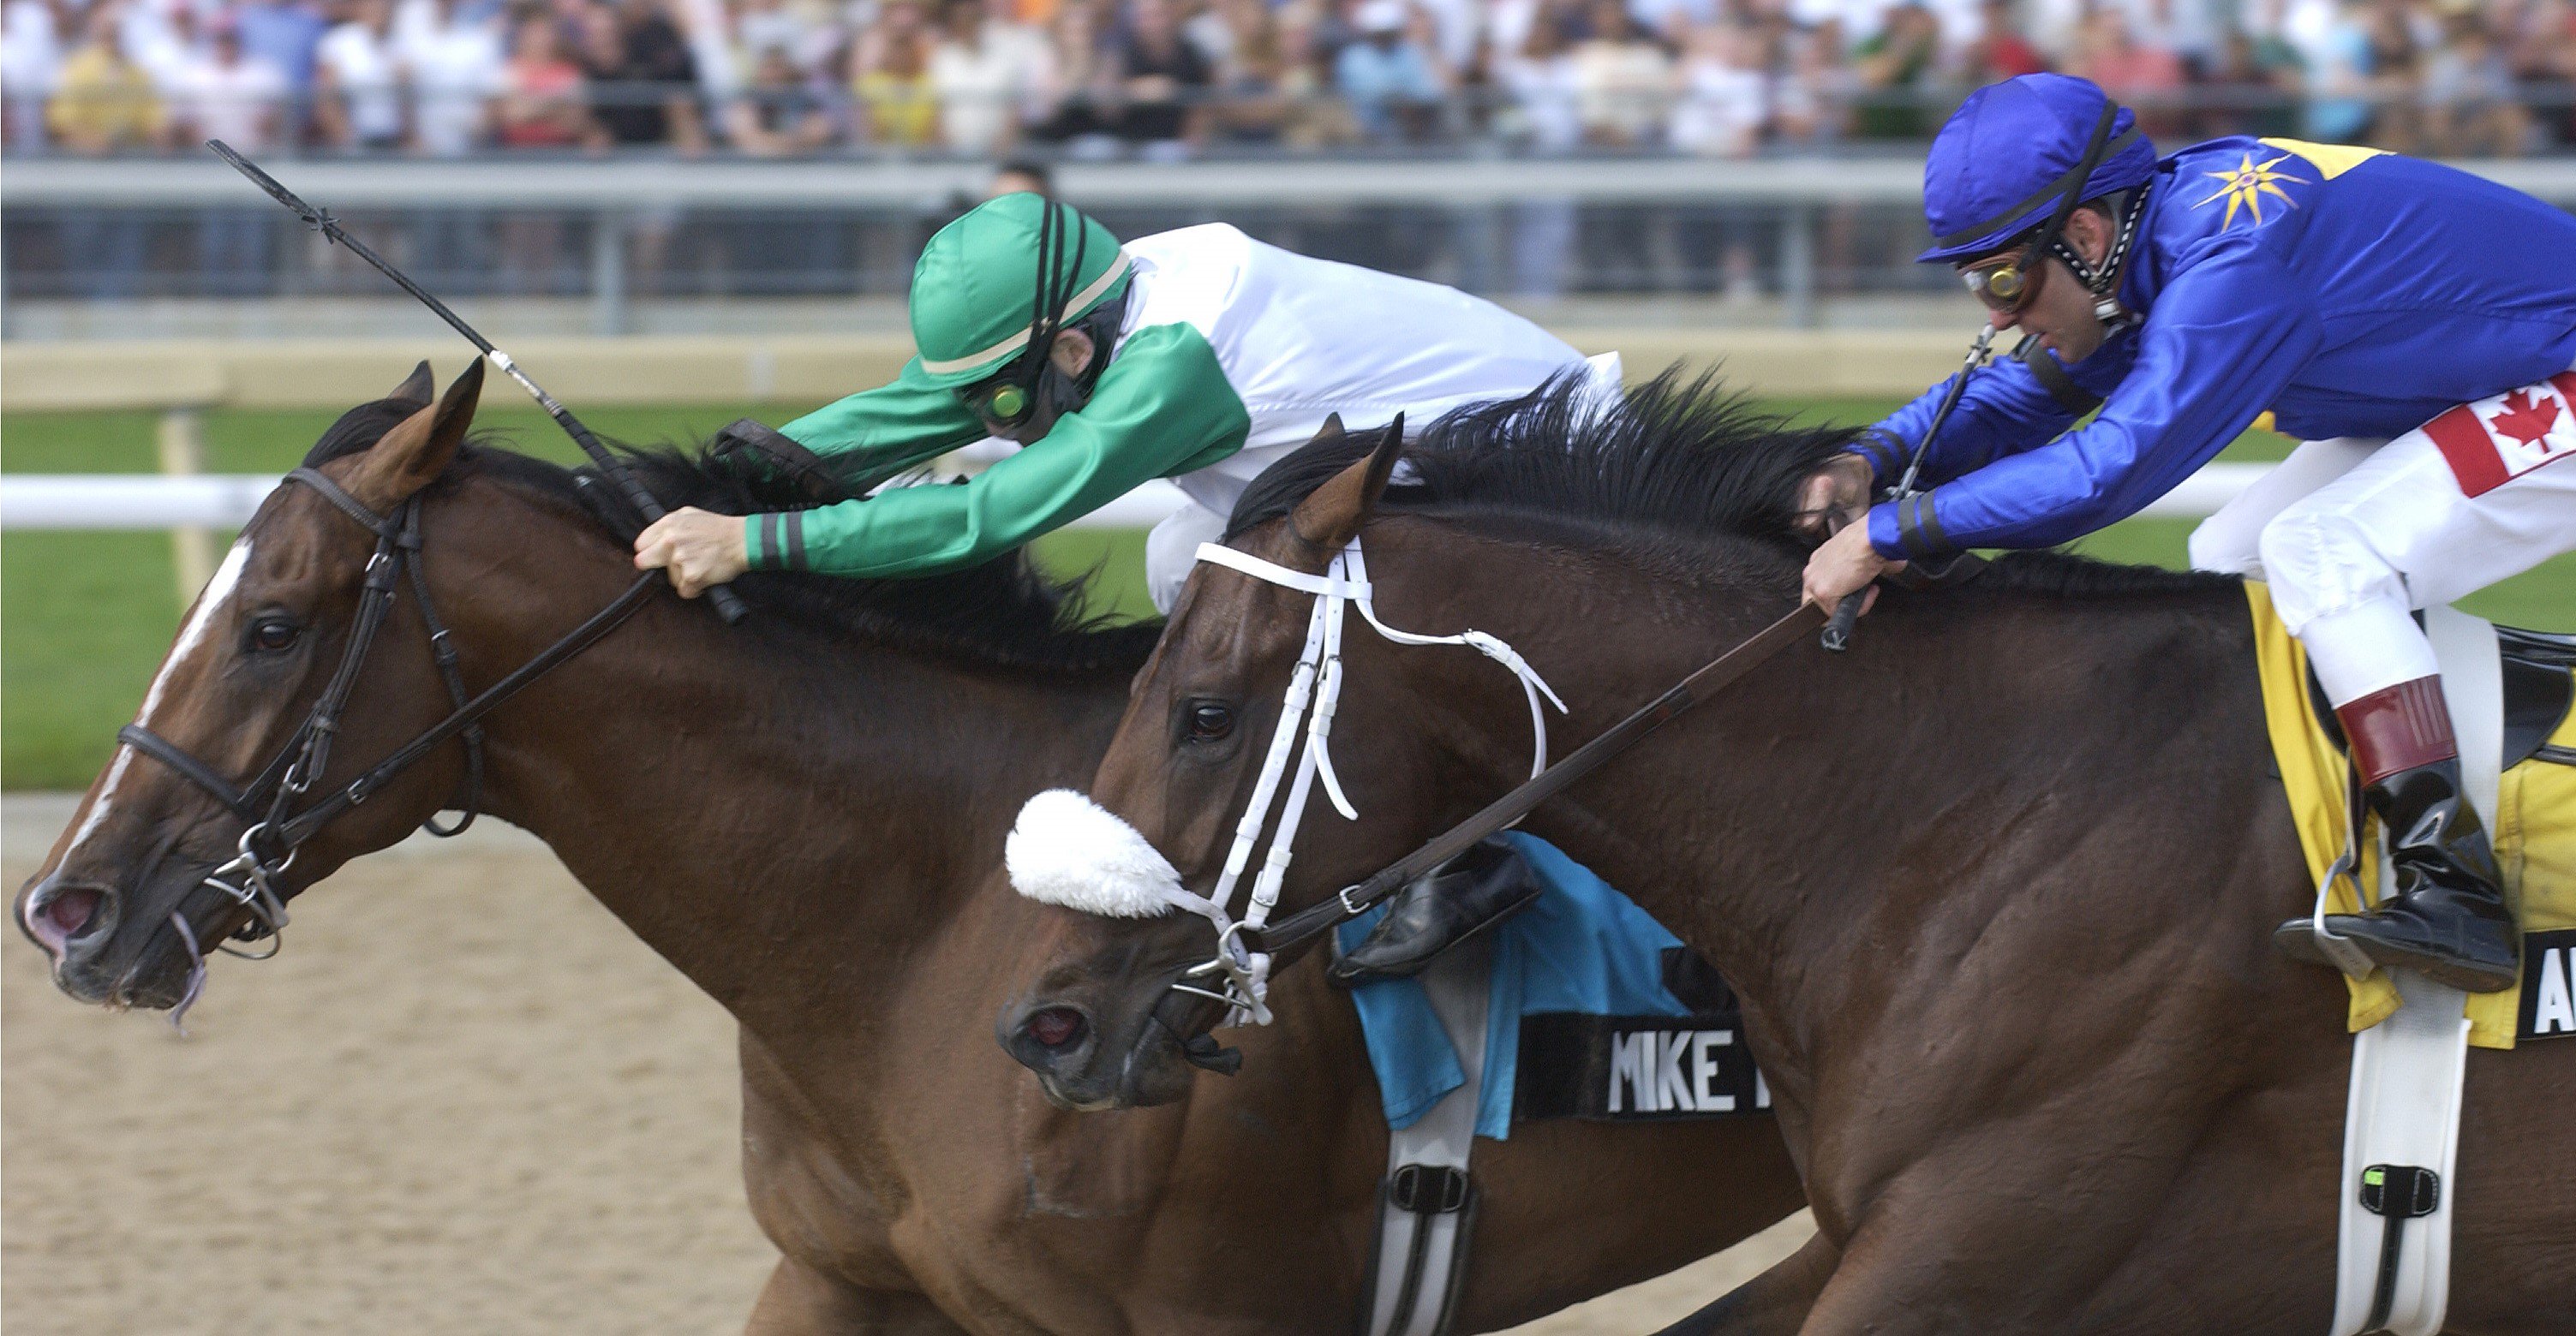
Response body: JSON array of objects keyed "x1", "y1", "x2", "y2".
[{"x1": 2189, "y1": 371, "x2": 2576, "y2": 706}]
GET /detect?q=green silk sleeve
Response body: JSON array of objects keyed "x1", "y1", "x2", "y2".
[
  {"x1": 741, "y1": 357, "x2": 988, "y2": 567},
  {"x1": 746, "y1": 323, "x2": 1251, "y2": 579}
]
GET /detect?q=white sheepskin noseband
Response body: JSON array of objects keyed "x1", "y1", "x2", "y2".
[{"x1": 1007, "y1": 789, "x2": 1192, "y2": 919}]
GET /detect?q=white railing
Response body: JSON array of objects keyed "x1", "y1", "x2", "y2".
[{"x1": 0, "y1": 467, "x2": 2256, "y2": 531}]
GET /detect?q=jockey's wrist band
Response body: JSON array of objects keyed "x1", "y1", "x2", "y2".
[
  {"x1": 744, "y1": 512, "x2": 810, "y2": 571},
  {"x1": 1851, "y1": 429, "x2": 1905, "y2": 480},
  {"x1": 1869, "y1": 491, "x2": 1961, "y2": 563}
]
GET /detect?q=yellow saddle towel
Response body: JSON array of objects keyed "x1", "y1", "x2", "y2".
[{"x1": 2245, "y1": 583, "x2": 2576, "y2": 1048}]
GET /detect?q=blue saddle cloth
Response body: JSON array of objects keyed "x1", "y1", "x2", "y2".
[{"x1": 1335, "y1": 832, "x2": 1700, "y2": 1141}]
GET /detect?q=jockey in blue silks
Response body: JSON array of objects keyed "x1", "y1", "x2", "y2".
[{"x1": 1800, "y1": 73, "x2": 2576, "y2": 993}]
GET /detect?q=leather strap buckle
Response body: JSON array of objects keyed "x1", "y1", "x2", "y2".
[{"x1": 1388, "y1": 1164, "x2": 1469, "y2": 1215}]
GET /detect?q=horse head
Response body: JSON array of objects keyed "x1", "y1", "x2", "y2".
[
  {"x1": 998, "y1": 414, "x2": 1524, "y2": 1108},
  {"x1": 16, "y1": 361, "x2": 505, "y2": 1011},
  {"x1": 996, "y1": 373, "x2": 1875, "y2": 1109}
]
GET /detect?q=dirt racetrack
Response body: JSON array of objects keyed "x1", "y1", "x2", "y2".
[{"x1": 3, "y1": 794, "x2": 1814, "y2": 1334}]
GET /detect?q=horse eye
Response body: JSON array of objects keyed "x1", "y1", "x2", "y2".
[
  {"x1": 1185, "y1": 701, "x2": 1235, "y2": 743},
  {"x1": 248, "y1": 617, "x2": 302, "y2": 653}
]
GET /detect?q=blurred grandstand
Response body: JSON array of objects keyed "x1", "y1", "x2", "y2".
[{"x1": 3, "y1": 0, "x2": 2576, "y2": 326}]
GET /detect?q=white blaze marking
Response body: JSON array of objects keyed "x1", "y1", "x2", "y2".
[{"x1": 61, "y1": 539, "x2": 254, "y2": 861}]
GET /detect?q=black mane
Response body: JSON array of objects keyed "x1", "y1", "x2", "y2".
[
  {"x1": 305, "y1": 397, "x2": 1162, "y2": 675},
  {"x1": 1230, "y1": 368, "x2": 2238, "y2": 599}
]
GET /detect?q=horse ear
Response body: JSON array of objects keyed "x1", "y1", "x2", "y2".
[
  {"x1": 348, "y1": 360, "x2": 482, "y2": 513},
  {"x1": 390, "y1": 360, "x2": 434, "y2": 407},
  {"x1": 1289, "y1": 413, "x2": 1404, "y2": 552}
]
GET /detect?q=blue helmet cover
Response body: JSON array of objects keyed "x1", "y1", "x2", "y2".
[{"x1": 1918, "y1": 74, "x2": 2160, "y2": 263}]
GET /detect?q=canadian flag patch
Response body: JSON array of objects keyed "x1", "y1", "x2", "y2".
[{"x1": 2422, "y1": 372, "x2": 2576, "y2": 497}]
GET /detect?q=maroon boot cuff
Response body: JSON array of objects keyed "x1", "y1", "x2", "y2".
[{"x1": 2334, "y1": 677, "x2": 2459, "y2": 785}]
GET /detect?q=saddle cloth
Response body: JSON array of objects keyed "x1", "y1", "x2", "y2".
[
  {"x1": 2244, "y1": 583, "x2": 2576, "y2": 1047},
  {"x1": 1335, "y1": 832, "x2": 1760, "y2": 1139}
]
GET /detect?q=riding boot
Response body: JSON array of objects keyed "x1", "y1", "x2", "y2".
[
  {"x1": 1330, "y1": 836, "x2": 1542, "y2": 987},
  {"x1": 2274, "y1": 677, "x2": 2519, "y2": 993}
]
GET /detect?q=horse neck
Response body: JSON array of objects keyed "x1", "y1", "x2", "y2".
[
  {"x1": 1365, "y1": 519, "x2": 2264, "y2": 1072},
  {"x1": 438, "y1": 492, "x2": 1134, "y2": 1046}
]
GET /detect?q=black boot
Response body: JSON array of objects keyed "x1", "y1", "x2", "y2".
[
  {"x1": 2275, "y1": 677, "x2": 2518, "y2": 993},
  {"x1": 1330, "y1": 836, "x2": 1542, "y2": 987}
]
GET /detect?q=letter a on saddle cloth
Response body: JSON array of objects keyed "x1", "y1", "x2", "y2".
[{"x1": 2244, "y1": 584, "x2": 2576, "y2": 1335}]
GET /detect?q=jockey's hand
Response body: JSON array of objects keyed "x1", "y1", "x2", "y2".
[
  {"x1": 633, "y1": 507, "x2": 749, "y2": 599},
  {"x1": 1802, "y1": 519, "x2": 1900, "y2": 614},
  {"x1": 1794, "y1": 452, "x2": 1875, "y2": 540}
]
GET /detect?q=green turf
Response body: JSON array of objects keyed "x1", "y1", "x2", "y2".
[{"x1": 3, "y1": 401, "x2": 2566, "y2": 790}]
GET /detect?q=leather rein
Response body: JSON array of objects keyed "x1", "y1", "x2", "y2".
[
  {"x1": 1239, "y1": 599, "x2": 1829, "y2": 961},
  {"x1": 117, "y1": 465, "x2": 655, "y2": 960}
]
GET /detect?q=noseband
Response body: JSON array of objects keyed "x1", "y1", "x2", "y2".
[{"x1": 116, "y1": 465, "x2": 656, "y2": 981}]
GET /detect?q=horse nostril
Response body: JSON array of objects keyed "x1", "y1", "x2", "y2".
[
  {"x1": 1024, "y1": 1005, "x2": 1088, "y2": 1051},
  {"x1": 43, "y1": 888, "x2": 104, "y2": 939}
]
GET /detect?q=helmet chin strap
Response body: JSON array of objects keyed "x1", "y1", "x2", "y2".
[{"x1": 2046, "y1": 176, "x2": 2152, "y2": 329}]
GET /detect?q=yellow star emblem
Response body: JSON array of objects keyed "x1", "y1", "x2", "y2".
[{"x1": 2195, "y1": 152, "x2": 2309, "y2": 228}]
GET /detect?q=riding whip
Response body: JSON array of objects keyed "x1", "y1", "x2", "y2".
[
  {"x1": 1820, "y1": 325, "x2": 1996, "y2": 651},
  {"x1": 204, "y1": 140, "x2": 750, "y2": 625}
]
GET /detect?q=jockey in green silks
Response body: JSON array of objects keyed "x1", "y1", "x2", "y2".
[{"x1": 631, "y1": 191, "x2": 1621, "y2": 981}]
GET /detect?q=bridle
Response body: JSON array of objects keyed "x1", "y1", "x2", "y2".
[
  {"x1": 1156, "y1": 537, "x2": 1565, "y2": 1028},
  {"x1": 1143, "y1": 537, "x2": 1850, "y2": 1065},
  {"x1": 115, "y1": 464, "x2": 656, "y2": 1012}
]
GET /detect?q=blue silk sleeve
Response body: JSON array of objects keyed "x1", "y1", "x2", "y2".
[
  {"x1": 1854, "y1": 351, "x2": 2086, "y2": 487},
  {"x1": 1867, "y1": 244, "x2": 2320, "y2": 558}
]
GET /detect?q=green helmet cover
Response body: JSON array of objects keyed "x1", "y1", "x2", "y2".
[{"x1": 908, "y1": 194, "x2": 1132, "y2": 388}]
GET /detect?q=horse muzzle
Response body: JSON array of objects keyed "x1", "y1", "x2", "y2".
[
  {"x1": 1001, "y1": 976, "x2": 1215, "y2": 1110},
  {"x1": 19, "y1": 874, "x2": 117, "y2": 969},
  {"x1": 19, "y1": 866, "x2": 242, "y2": 1011}
]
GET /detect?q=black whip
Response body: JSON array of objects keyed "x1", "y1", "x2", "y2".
[{"x1": 206, "y1": 140, "x2": 749, "y2": 625}]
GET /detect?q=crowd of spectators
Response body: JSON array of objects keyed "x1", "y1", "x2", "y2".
[{"x1": 7, "y1": 0, "x2": 2576, "y2": 159}]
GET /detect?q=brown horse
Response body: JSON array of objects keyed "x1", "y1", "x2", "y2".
[
  {"x1": 1001, "y1": 376, "x2": 2576, "y2": 1334},
  {"x1": 15, "y1": 364, "x2": 1807, "y2": 1333}
]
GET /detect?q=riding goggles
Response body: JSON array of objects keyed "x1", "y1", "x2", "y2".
[
  {"x1": 959, "y1": 373, "x2": 1037, "y2": 430},
  {"x1": 1959, "y1": 252, "x2": 2041, "y2": 313}
]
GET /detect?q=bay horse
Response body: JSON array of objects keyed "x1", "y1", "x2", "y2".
[
  {"x1": 999, "y1": 374, "x2": 2576, "y2": 1333},
  {"x1": 14, "y1": 362, "x2": 1806, "y2": 1333}
]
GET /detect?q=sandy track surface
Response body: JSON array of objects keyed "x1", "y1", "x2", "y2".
[{"x1": 3, "y1": 795, "x2": 1812, "y2": 1334}]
